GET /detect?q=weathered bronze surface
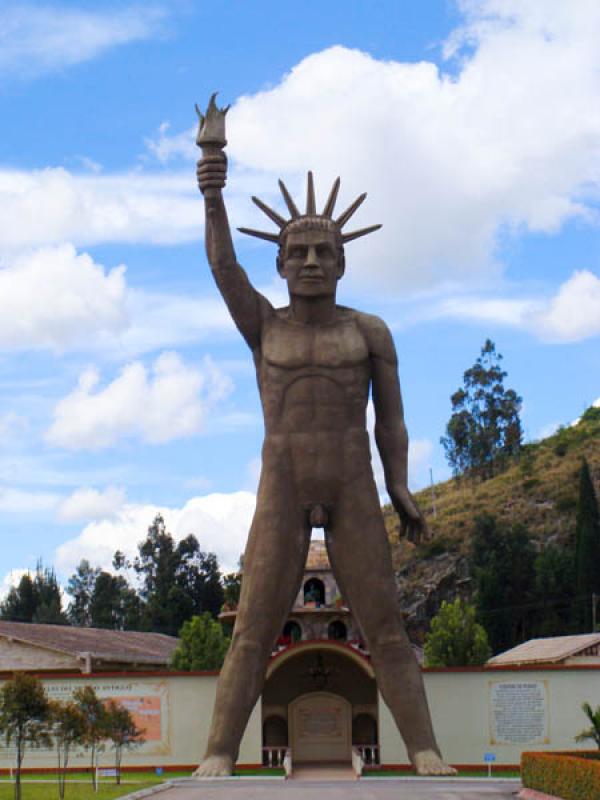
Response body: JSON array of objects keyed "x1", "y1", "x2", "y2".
[{"x1": 194, "y1": 95, "x2": 454, "y2": 777}]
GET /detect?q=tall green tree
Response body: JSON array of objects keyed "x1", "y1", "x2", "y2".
[
  {"x1": 574, "y1": 458, "x2": 600, "y2": 631},
  {"x1": 50, "y1": 700, "x2": 86, "y2": 799},
  {"x1": 424, "y1": 598, "x2": 491, "y2": 667},
  {"x1": 1, "y1": 564, "x2": 67, "y2": 625},
  {"x1": 531, "y1": 546, "x2": 575, "y2": 637},
  {"x1": 441, "y1": 339, "x2": 522, "y2": 480},
  {"x1": 89, "y1": 572, "x2": 141, "y2": 631},
  {"x1": 132, "y1": 515, "x2": 223, "y2": 635},
  {"x1": 103, "y1": 700, "x2": 144, "y2": 784},
  {"x1": 171, "y1": 613, "x2": 231, "y2": 670},
  {"x1": 0, "y1": 674, "x2": 52, "y2": 800},
  {"x1": 67, "y1": 560, "x2": 100, "y2": 626},
  {"x1": 73, "y1": 686, "x2": 107, "y2": 791},
  {"x1": 470, "y1": 513, "x2": 536, "y2": 653}
]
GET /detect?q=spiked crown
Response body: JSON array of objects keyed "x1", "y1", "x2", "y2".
[{"x1": 238, "y1": 172, "x2": 382, "y2": 247}]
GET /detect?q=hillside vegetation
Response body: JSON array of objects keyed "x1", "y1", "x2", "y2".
[{"x1": 384, "y1": 406, "x2": 600, "y2": 639}]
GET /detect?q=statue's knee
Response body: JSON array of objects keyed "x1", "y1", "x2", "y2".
[
  {"x1": 369, "y1": 628, "x2": 408, "y2": 655},
  {"x1": 230, "y1": 632, "x2": 268, "y2": 659}
]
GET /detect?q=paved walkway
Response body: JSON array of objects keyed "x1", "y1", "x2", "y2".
[{"x1": 141, "y1": 776, "x2": 522, "y2": 799}]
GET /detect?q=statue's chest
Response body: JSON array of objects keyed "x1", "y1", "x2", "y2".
[{"x1": 262, "y1": 318, "x2": 369, "y2": 369}]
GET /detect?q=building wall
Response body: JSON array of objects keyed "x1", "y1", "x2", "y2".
[
  {"x1": 381, "y1": 667, "x2": 600, "y2": 766},
  {"x1": 0, "y1": 639, "x2": 79, "y2": 672},
  {"x1": 0, "y1": 666, "x2": 598, "y2": 770}
]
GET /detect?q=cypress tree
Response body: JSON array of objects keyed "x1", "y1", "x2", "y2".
[{"x1": 574, "y1": 458, "x2": 600, "y2": 631}]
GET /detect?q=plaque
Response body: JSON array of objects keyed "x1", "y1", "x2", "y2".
[{"x1": 489, "y1": 681, "x2": 549, "y2": 745}]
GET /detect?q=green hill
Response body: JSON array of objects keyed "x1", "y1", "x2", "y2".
[{"x1": 383, "y1": 405, "x2": 600, "y2": 641}]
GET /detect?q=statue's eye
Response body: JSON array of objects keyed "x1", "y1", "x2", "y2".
[{"x1": 316, "y1": 245, "x2": 334, "y2": 257}]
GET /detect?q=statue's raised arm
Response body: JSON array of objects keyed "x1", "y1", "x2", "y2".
[{"x1": 196, "y1": 94, "x2": 273, "y2": 351}]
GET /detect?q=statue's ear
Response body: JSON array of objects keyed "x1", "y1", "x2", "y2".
[
  {"x1": 337, "y1": 251, "x2": 346, "y2": 280},
  {"x1": 276, "y1": 252, "x2": 285, "y2": 278}
]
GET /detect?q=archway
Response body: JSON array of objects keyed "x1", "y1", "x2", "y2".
[
  {"x1": 328, "y1": 620, "x2": 347, "y2": 641},
  {"x1": 262, "y1": 642, "x2": 377, "y2": 763},
  {"x1": 282, "y1": 620, "x2": 302, "y2": 643},
  {"x1": 352, "y1": 712, "x2": 379, "y2": 764},
  {"x1": 303, "y1": 578, "x2": 325, "y2": 606}
]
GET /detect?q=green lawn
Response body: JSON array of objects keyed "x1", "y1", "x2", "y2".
[
  {"x1": 0, "y1": 785, "x2": 155, "y2": 799},
  {"x1": 0, "y1": 767, "x2": 284, "y2": 798}
]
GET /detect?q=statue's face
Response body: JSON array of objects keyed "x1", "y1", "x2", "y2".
[{"x1": 278, "y1": 228, "x2": 344, "y2": 298}]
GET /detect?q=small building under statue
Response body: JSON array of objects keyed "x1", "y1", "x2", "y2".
[{"x1": 220, "y1": 539, "x2": 420, "y2": 766}]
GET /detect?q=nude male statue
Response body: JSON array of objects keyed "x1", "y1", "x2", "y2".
[{"x1": 194, "y1": 95, "x2": 454, "y2": 776}]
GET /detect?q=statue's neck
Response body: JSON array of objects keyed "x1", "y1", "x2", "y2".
[{"x1": 288, "y1": 294, "x2": 337, "y2": 325}]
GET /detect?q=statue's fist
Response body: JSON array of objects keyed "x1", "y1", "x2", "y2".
[{"x1": 197, "y1": 153, "x2": 227, "y2": 194}]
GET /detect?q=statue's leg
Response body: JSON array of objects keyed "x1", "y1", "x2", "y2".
[
  {"x1": 196, "y1": 453, "x2": 311, "y2": 777},
  {"x1": 325, "y1": 474, "x2": 455, "y2": 775}
]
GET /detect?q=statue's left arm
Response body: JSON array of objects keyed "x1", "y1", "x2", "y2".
[{"x1": 365, "y1": 315, "x2": 428, "y2": 542}]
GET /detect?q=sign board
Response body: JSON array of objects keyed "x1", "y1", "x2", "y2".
[
  {"x1": 483, "y1": 752, "x2": 496, "y2": 763},
  {"x1": 489, "y1": 681, "x2": 549, "y2": 745}
]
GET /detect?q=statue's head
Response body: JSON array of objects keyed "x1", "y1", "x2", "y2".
[{"x1": 238, "y1": 173, "x2": 381, "y2": 297}]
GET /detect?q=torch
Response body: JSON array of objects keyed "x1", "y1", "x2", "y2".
[{"x1": 195, "y1": 92, "x2": 230, "y2": 200}]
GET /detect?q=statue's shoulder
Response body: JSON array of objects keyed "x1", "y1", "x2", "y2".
[{"x1": 343, "y1": 307, "x2": 397, "y2": 362}]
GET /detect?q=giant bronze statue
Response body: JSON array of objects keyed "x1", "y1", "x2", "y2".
[{"x1": 194, "y1": 94, "x2": 454, "y2": 776}]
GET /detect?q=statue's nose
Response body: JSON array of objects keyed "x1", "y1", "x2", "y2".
[{"x1": 304, "y1": 245, "x2": 319, "y2": 268}]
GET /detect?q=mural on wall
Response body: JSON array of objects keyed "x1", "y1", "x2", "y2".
[{"x1": 44, "y1": 679, "x2": 170, "y2": 753}]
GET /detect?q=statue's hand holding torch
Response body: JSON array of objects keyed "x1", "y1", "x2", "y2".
[{"x1": 195, "y1": 92, "x2": 230, "y2": 198}]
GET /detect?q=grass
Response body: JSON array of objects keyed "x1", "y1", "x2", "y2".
[
  {"x1": 0, "y1": 785, "x2": 154, "y2": 799},
  {"x1": 0, "y1": 766, "x2": 284, "y2": 798}
]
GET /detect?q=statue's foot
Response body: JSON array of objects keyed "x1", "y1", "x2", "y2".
[
  {"x1": 193, "y1": 754, "x2": 234, "y2": 778},
  {"x1": 413, "y1": 749, "x2": 457, "y2": 776}
]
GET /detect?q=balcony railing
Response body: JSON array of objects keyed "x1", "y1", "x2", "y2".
[{"x1": 354, "y1": 743, "x2": 380, "y2": 766}]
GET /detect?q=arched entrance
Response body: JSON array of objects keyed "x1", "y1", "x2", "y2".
[
  {"x1": 262, "y1": 642, "x2": 378, "y2": 764},
  {"x1": 289, "y1": 692, "x2": 351, "y2": 762}
]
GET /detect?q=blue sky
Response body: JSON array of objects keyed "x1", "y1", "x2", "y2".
[{"x1": 0, "y1": 0, "x2": 599, "y2": 592}]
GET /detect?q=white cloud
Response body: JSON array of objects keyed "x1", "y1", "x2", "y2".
[
  {"x1": 0, "y1": 239, "x2": 236, "y2": 355},
  {"x1": 428, "y1": 269, "x2": 600, "y2": 343},
  {"x1": 147, "y1": 2, "x2": 600, "y2": 294},
  {"x1": 0, "y1": 4, "x2": 167, "y2": 78},
  {"x1": 0, "y1": 244, "x2": 128, "y2": 350},
  {"x1": 366, "y1": 401, "x2": 433, "y2": 493},
  {"x1": 0, "y1": 569, "x2": 29, "y2": 600},
  {"x1": 58, "y1": 486, "x2": 126, "y2": 522},
  {"x1": 55, "y1": 491, "x2": 257, "y2": 576},
  {"x1": 45, "y1": 351, "x2": 233, "y2": 450},
  {"x1": 0, "y1": 487, "x2": 59, "y2": 513},
  {"x1": 0, "y1": 169, "x2": 199, "y2": 250},
  {"x1": 532, "y1": 271, "x2": 600, "y2": 342}
]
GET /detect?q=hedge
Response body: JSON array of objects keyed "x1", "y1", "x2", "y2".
[{"x1": 521, "y1": 751, "x2": 600, "y2": 800}]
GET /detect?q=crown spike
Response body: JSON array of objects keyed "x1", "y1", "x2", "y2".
[
  {"x1": 238, "y1": 227, "x2": 280, "y2": 243},
  {"x1": 341, "y1": 224, "x2": 382, "y2": 243},
  {"x1": 278, "y1": 179, "x2": 300, "y2": 219},
  {"x1": 336, "y1": 193, "x2": 367, "y2": 228},
  {"x1": 252, "y1": 196, "x2": 286, "y2": 228},
  {"x1": 322, "y1": 177, "x2": 341, "y2": 218},
  {"x1": 306, "y1": 171, "x2": 316, "y2": 215}
]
